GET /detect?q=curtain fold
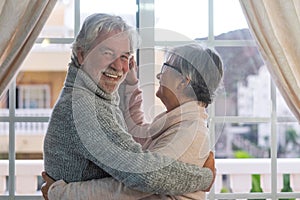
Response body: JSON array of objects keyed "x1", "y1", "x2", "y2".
[
  {"x1": 0, "y1": 0, "x2": 57, "y2": 97},
  {"x1": 239, "y1": 0, "x2": 300, "y2": 123}
]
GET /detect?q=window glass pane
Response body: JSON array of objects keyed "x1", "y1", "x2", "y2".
[
  {"x1": 215, "y1": 123, "x2": 271, "y2": 159},
  {"x1": 138, "y1": 46, "x2": 168, "y2": 118},
  {"x1": 153, "y1": 47, "x2": 168, "y2": 116},
  {"x1": 13, "y1": 26, "x2": 66, "y2": 196},
  {"x1": 14, "y1": 121, "x2": 44, "y2": 194},
  {"x1": 39, "y1": 0, "x2": 75, "y2": 38},
  {"x1": 0, "y1": 93, "x2": 8, "y2": 116},
  {"x1": 16, "y1": 85, "x2": 51, "y2": 109},
  {"x1": 214, "y1": 46, "x2": 267, "y2": 117},
  {"x1": 277, "y1": 122, "x2": 300, "y2": 194},
  {"x1": 215, "y1": 122, "x2": 271, "y2": 194},
  {"x1": 15, "y1": 122, "x2": 48, "y2": 160},
  {"x1": 0, "y1": 122, "x2": 9, "y2": 159},
  {"x1": 80, "y1": 0, "x2": 136, "y2": 27},
  {"x1": 18, "y1": 43, "x2": 68, "y2": 116},
  {"x1": 214, "y1": 0, "x2": 249, "y2": 39},
  {"x1": 277, "y1": 90, "x2": 296, "y2": 117},
  {"x1": 0, "y1": 122, "x2": 8, "y2": 195},
  {"x1": 31, "y1": 42, "x2": 72, "y2": 54},
  {"x1": 15, "y1": 71, "x2": 65, "y2": 114},
  {"x1": 277, "y1": 123, "x2": 300, "y2": 158},
  {"x1": 24, "y1": 43, "x2": 71, "y2": 72},
  {"x1": 155, "y1": 0, "x2": 208, "y2": 40}
]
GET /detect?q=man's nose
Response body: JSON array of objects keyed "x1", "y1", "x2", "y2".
[{"x1": 110, "y1": 56, "x2": 123, "y2": 71}]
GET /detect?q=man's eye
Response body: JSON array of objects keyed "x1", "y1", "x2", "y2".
[{"x1": 121, "y1": 55, "x2": 129, "y2": 61}]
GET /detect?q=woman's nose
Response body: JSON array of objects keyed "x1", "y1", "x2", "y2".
[{"x1": 156, "y1": 73, "x2": 161, "y2": 80}]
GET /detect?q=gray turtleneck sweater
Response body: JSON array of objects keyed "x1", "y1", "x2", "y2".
[{"x1": 43, "y1": 65, "x2": 213, "y2": 195}]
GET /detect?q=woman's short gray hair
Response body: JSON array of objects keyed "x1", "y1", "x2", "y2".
[
  {"x1": 71, "y1": 13, "x2": 139, "y2": 65},
  {"x1": 166, "y1": 43, "x2": 224, "y2": 106}
]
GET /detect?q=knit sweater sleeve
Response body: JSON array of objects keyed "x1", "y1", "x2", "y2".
[{"x1": 72, "y1": 93, "x2": 213, "y2": 195}]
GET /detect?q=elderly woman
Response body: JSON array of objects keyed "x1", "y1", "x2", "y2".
[{"x1": 42, "y1": 43, "x2": 223, "y2": 200}]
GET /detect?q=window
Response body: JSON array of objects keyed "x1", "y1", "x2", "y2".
[
  {"x1": 17, "y1": 85, "x2": 50, "y2": 109},
  {"x1": 1, "y1": 0, "x2": 299, "y2": 199}
]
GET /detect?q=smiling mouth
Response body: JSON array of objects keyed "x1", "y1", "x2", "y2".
[{"x1": 102, "y1": 72, "x2": 122, "y2": 79}]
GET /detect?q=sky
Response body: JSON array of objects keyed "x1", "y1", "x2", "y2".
[{"x1": 79, "y1": 0, "x2": 249, "y2": 39}]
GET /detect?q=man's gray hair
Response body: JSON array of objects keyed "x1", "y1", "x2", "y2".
[
  {"x1": 166, "y1": 43, "x2": 224, "y2": 106},
  {"x1": 71, "y1": 13, "x2": 139, "y2": 66}
]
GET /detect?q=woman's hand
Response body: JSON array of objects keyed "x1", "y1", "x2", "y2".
[
  {"x1": 125, "y1": 56, "x2": 138, "y2": 85},
  {"x1": 41, "y1": 171, "x2": 55, "y2": 200}
]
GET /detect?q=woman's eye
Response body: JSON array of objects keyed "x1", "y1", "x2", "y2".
[{"x1": 104, "y1": 51, "x2": 113, "y2": 56}]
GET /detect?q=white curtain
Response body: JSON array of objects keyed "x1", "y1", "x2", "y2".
[
  {"x1": 0, "y1": 0, "x2": 57, "y2": 97},
  {"x1": 239, "y1": 0, "x2": 300, "y2": 123}
]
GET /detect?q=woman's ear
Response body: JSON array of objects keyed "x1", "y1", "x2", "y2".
[
  {"x1": 182, "y1": 77, "x2": 191, "y2": 88},
  {"x1": 77, "y1": 49, "x2": 85, "y2": 65},
  {"x1": 177, "y1": 77, "x2": 190, "y2": 90}
]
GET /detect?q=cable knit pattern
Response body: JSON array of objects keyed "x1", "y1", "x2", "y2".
[{"x1": 43, "y1": 64, "x2": 213, "y2": 195}]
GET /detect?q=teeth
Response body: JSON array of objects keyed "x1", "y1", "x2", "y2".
[
  {"x1": 103, "y1": 72, "x2": 120, "y2": 79},
  {"x1": 106, "y1": 74, "x2": 118, "y2": 78}
]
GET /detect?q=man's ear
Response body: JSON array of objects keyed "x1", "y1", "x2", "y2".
[{"x1": 77, "y1": 49, "x2": 85, "y2": 65}]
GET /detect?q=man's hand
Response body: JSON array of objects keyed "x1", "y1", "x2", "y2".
[
  {"x1": 41, "y1": 171, "x2": 55, "y2": 200},
  {"x1": 202, "y1": 151, "x2": 216, "y2": 192}
]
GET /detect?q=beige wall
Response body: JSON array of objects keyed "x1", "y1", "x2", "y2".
[
  {"x1": 0, "y1": 135, "x2": 44, "y2": 154},
  {"x1": 22, "y1": 51, "x2": 71, "y2": 71}
]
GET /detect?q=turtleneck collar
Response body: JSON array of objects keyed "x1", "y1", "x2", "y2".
[{"x1": 64, "y1": 63, "x2": 120, "y2": 106}]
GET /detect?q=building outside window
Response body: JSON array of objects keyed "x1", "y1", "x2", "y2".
[{"x1": 17, "y1": 85, "x2": 50, "y2": 109}]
